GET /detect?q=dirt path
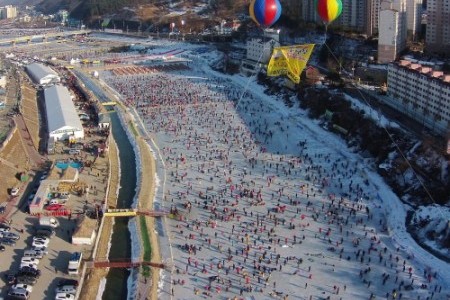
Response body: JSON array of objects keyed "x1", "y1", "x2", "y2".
[
  {"x1": 80, "y1": 136, "x2": 120, "y2": 300},
  {"x1": 135, "y1": 137, "x2": 161, "y2": 300},
  {"x1": 13, "y1": 114, "x2": 44, "y2": 167}
]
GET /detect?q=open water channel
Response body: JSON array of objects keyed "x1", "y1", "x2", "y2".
[
  {"x1": 74, "y1": 70, "x2": 137, "y2": 299},
  {"x1": 102, "y1": 111, "x2": 136, "y2": 299}
]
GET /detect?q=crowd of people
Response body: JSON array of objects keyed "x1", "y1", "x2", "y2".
[{"x1": 105, "y1": 62, "x2": 446, "y2": 300}]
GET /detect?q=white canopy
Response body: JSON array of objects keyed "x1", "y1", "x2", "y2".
[
  {"x1": 26, "y1": 63, "x2": 60, "y2": 84},
  {"x1": 44, "y1": 85, "x2": 83, "y2": 135}
]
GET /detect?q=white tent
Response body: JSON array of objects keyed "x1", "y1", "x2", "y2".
[
  {"x1": 44, "y1": 85, "x2": 84, "y2": 141},
  {"x1": 25, "y1": 63, "x2": 60, "y2": 86}
]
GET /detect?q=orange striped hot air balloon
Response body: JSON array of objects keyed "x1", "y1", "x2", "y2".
[{"x1": 316, "y1": 0, "x2": 343, "y2": 24}]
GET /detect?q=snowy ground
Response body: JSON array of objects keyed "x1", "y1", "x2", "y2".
[
  {"x1": 100, "y1": 40, "x2": 450, "y2": 300},
  {"x1": 410, "y1": 205, "x2": 450, "y2": 259}
]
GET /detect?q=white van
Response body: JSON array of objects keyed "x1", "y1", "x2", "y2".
[
  {"x1": 55, "y1": 285, "x2": 77, "y2": 295},
  {"x1": 7, "y1": 289, "x2": 29, "y2": 299},
  {"x1": 68, "y1": 149, "x2": 80, "y2": 155}
]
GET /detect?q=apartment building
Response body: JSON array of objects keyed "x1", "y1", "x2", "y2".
[
  {"x1": 378, "y1": 0, "x2": 407, "y2": 63},
  {"x1": 335, "y1": 0, "x2": 367, "y2": 32},
  {"x1": 366, "y1": 0, "x2": 381, "y2": 36},
  {"x1": 387, "y1": 60, "x2": 450, "y2": 136},
  {"x1": 426, "y1": 0, "x2": 450, "y2": 55},
  {"x1": 0, "y1": 5, "x2": 17, "y2": 19},
  {"x1": 241, "y1": 35, "x2": 280, "y2": 76},
  {"x1": 406, "y1": 0, "x2": 423, "y2": 38}
]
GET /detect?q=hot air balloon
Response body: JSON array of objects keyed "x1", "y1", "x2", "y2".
[
  {"x1": 249, "y1": 0, "x2": 282, "y2": 28},
  {"x1": 316, "y1": 0, "x2": 343, "y2": 24}
]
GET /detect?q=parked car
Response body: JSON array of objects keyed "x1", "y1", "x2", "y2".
[
  {"x1": 0, "y1": 206, "x2": 5, "y2": 214},
  {"x1": 10, "y1": 187, "x2": 20, "y2": 196},
  {"x1": 2, "y1": 238, "x2": 16, "y2": 246},
  {"x1": 35, "y1": 229, "x2": 55, "y2": 238},
  {"x1": 55, "y1": 293, "x2": 75, "y2": 300},
  {"x1": 58, "y1": 279, "x2": 79, "y2": 287},
  {"x1": 21, "y1": 257, "x2": 40, "y2": 266},
  {"x1": 0, "y1": 223, "x2": 10, "y2": 230},
  {"x1": 5, "y1": 273, "x2": 16, "y2": 285},
  {"x1": 11, "y1": 283, "x2": 33, "y2": 293},
  {"x1": 7, "y1": 288, "x2": 29, "y2": 299},
  {"x1": 3, "y1": 232, "x2": 20, "y2": 240},
  {"x1": 46, "y1": 204, "x2": 64, "y2": 211},
  {"x1": 23, "y1": 249, "x2": 44, "y2": 259},
  {"x1": 18, "y1": 266, "x2": 41, "y2": 277},
  {"x1": 0, "y1": 227, "x2": 10, "y2": 233},
  {"x1": 20, "y1": 263, "x2": 39, "y2": 270},
  {"x1": 32, "y1": 236, "x2": 49, "y2": 245},
  {"x1": 31, "y1": 245, "x2": 48, "y2": 254},
  {"x1": 0, "y1": 245, "x2": 5, "y2": 251},
  {"x1": 15, "y1": 275, "x2": 37, "y2": 285},
  {"x1": 55, "y1": 285, "x2": 77, "y2": 294},
  {"x1": 32, "y1": 239, "x2": 49, "y2": 247},
  {"x1": 33, "y1": 236, "x2": 50, "y2": 243}
]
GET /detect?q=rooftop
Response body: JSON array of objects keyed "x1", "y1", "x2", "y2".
[
  {"x1": 73, "y1": 216, "x2": 97, "y2": 238},
  {"x1": 44, "y1": 85, "x2": 84, "y2": 134},
  {"x1": 394, "y1": 60, "x2": 450, "y2": 84}
]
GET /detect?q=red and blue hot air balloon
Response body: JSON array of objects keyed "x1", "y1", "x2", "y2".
[
  {"x1": 316, "y1": 0, "x2": 343, "y2": 24},
  {"x1": 249, "y1": 0, "x2": 282, "y2": 27}
]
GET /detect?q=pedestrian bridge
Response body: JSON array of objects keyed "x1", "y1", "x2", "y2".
[
  {"x1": 103, "y1": 208, "x2": 169, "y2": 217},
  {"x1": 102, "y1": 101, "x2": 117, "y2": 106},
  {"x1": 86, "y1": 258, "x2": 166, "y2": 269}
]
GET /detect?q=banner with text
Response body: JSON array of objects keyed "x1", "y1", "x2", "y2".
[{"x1": 267, "y1": 44, "x2": 315, "y2": 84}]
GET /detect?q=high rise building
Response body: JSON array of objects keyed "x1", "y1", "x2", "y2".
[
  {"x1": 366, "y1": 0, "x2": 381, "y2": 36},
  {"x1": 334, "y1": 0, "x2": 367, "y2": 32},
  {"x1": 392, "y1": 0, "x2": 408, "y2": 51},
  {"x1": 301, "y1": 0, "x2": 319, "y2": 23},
  {"x1": 378, "y1": 0, "x2": 407, "y2": 63},
  {"x1": 406, "y1": 0, "x2": 423, "y2": 38},
  {"x1": 426, "y1": 0, "x2": 450, "y2": 55}
]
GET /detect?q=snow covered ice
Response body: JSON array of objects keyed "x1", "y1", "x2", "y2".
[{"x1": 100, "y1": 41, "x2": 450, "y2": 300}]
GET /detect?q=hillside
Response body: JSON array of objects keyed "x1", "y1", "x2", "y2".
[{"x1": 29, "y1": 0, "x2": 248, "y2": 25}]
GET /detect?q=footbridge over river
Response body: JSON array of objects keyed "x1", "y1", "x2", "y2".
[
  {"x1": 85, "y1": 258, "x2": 167, "y2": 269},
  {"x1": 103, "y1": 208, "x2": 169, "y2": 217}
]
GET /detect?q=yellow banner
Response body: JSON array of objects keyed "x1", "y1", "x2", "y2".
[{"x1": 267, "y1": 44, "x2": 315, "y2": 84}]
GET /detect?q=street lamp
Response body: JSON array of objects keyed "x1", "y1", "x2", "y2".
[
  {"x1": 181, "y1": 19, "x2": 185, "y2": 40},
  {"x1": 170, "y1": 22, "x2": 175, "y2": 39}
]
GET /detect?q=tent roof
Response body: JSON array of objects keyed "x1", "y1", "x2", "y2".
[
  {"x1": 44, "y1": 85, "x2": 83, "y2": 134},
  {"x1": 25, "y1": 63, "x2": 59, "y2": 82}
]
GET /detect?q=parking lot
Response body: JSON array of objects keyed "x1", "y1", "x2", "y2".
[
  {"x1": 0, "y1": 81, "x2": 111, "y2": 300},
  {"x1": 0, "y1": 209, "x2": 83, "y2": 300}
]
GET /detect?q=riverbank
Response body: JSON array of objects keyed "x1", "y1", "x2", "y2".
[
  {"x1": 134, "y1": 138, "x2": 161, "y2": 300},
  {"x1": 76, "y1": 72, "x2": 161, "y2": 299},
  {"x1": 80, "y1": 135, "x2": 120, "y2": 300}
]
